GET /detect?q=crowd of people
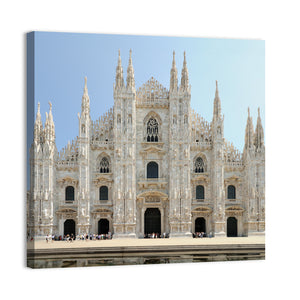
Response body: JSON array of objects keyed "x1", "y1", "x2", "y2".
[
  {"x1": 37, "y1": 231, "x2": 213, "y2": 242},
  {"x1": 45, "y1": 232, "x2": 113, "y2": 242},
  {"x1": 192, "y1": 232, "x2": 213, "y2": 238},
  {"x1": 144, "y1": 232, "x2": 169, "y2": 238}
]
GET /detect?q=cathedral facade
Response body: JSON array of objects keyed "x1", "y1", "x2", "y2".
[{"x1": 28, "y1": 50, "x2": 265, "y2": 239}]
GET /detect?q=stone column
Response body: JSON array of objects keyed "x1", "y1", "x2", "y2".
[
  {"x1": 160, "y1": 207, "x2": 164, "y2": 234},
  {"x1": 141, "y1": 207, "x2": 145, "y2": 236}
]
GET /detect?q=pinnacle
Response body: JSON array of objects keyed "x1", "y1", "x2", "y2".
[
  {"x1": 84, "y1": 77, "x2": 88, "y2": 95},
  {"x1": 215, "y1": 80, "x2": 219, "y2": 98}
]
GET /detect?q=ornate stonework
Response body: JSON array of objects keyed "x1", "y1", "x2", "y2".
[{"x1": 28, "y1": 51, "x2": 265, "y2": 238}]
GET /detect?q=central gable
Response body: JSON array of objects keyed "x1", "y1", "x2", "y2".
[{"x1": 136, "y1": 77, "x2": 169, "y2": 101}]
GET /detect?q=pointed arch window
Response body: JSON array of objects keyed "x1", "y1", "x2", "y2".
[
  {"x1": 100, "y1": 157, "x2": 110, "y2": 173},
  {"x1": 147, "y1": 117, "x2": 159, "y2": 142},
  {"x1": 196, "y1": 185, "x2": 205, "y2": 200},
  {"x1": 195, "y1": 157, "x2": 205, "y2": 173},
  {"x1": 227, "y1": 185, "x2": 236, "y2": 199}
]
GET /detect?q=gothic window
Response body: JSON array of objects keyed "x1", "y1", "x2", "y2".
[
  {"x1": 147, "y1": 161, "x2": 159, "y2": 178},
  {"x1": 65, "y1": 186, "x2": 75, "y2": 201},
  {"x1": 195, "y1": 157, "x2": 205, "y2": 173},
  {"x1": 196, "y1": 185, "x2": 205, "y2": 200},
  {"x1": 227, "y1": 185, "x2": 236, "y2": 199},
  {"x1": 147, "y1": 117, "x2": 159, "y2": 142},
  {"x1": 100, "y1": 157, "x2": 110, "y2": 173},
  {"x1": 117, "y1": 114, "x2": 121, "y2": 124},
  {"x1": 99, "y1": 186, "x2": 108, "y2": 201}
]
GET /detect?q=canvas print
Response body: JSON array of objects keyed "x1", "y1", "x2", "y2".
[{"x1": 27, "y1": 32, "x2": 265, "y2": 268}]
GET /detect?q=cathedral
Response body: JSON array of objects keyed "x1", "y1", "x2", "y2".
[{"x1": 28, "y1": 50, "x2": 265, "y2": 239}]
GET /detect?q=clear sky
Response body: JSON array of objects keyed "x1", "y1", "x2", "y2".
[{"x1": 28, "y1": 32, "x2": 264, "y2": 187}]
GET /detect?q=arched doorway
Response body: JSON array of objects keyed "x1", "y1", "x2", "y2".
[
  {"x1": 98, "y1": 219, "x2": 109, "y2": 234},
  {"x1": 64, "y1": 219, "x2": 75, "y2": 236},
  {"x1": 144, "y1": 208, "x2": 161, "y2": 235},
  {"x1": 195, "y1": 217, "x2": 206, "y2": 233},
  {"x1": 227, "y1": 217, "x2": 238, "y2": 237}
]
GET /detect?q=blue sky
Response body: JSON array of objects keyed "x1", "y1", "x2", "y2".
[{"x1": 29, "y1": 31, "x2": 264, "y2": 172}]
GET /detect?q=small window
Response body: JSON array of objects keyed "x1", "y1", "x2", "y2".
[
  {"x1": 147, "y1": 161, "x2": 159, "y2": 178},
  {"x1": 99, "y1": 186, "x2": 108, "y2": 201},
  {"x1": 65, "y1": 186, "x2": 75, "y2": 201},
  {"x1": 227, "y1": 185, "x2": 236, "y2": 199},
  {"x1": 196, "y1": 185, "x2": 205, "y2": 200},
  {"x1": 196, "y1": 185, "x2": 204, "y2": 200}
]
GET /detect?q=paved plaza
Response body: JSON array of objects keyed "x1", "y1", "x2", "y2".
[{"x1": 28, "y1": 236, "x2": 265, "y2": 250}]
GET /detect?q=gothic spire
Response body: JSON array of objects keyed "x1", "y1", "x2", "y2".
[
  {"x1": 81, "y1": 76, "x2": 90, "y2": 116},
  {"x1": 48, "y1": 101, "x2": 53, "y2": 123},
  {"x1": 170, "y1": 51, "x2": 178, "y2": 92},
  {"x1": 254, "y1": 107, "x2": 264, "y2": 150},
  {"x1": 180, "y1": 51, "x2": 189, "y2": 91},
  {"x1": 44, "y1": 101, "x2": 55, "y2": 143},
  {"x1": 126, "y1": 49, "x2": 135, "y2": 90},
  {"x1": 34, "y1": 102, "x2": 43, "y2": 143},
  {"x1": 213, "y1": 80, "x2": 222, "y2": 119},
  {"x1": 115, "y1": 49, "x2": 124, "y2": 89},
  {"x1": 35, "y1": 102, "x2": 42, "y2": 127},
  {"x1": 244, "y1": 107, "x2": 254, "y2": 151}
]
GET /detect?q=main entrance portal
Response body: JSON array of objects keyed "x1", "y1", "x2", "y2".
[
  {"x1": 98, "y1": 219, "x2": 109, "y2": 234},
  {"x1": 195, "y1": 217, "x2": 206, "y2": 233},
  {"x1": 144, "y1": 208, "x2": 161, "y2": 235},
  {"x1": 227, "y1": 217, "x2": 238, "y2": 237},
  {"x1": 64, "y1": 219, "x2": 75, "y2": 236}
]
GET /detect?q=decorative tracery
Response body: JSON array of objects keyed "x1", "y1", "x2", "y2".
[
  {"x1": 99, "y1": 157, "x2": 110, "y2": 173},
  {"x1": 147, "y1": 117, "x2": 159, "y2": 142},
  {"x1": 195, "y1": 157, "x2": 205, "y2": 173}
]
